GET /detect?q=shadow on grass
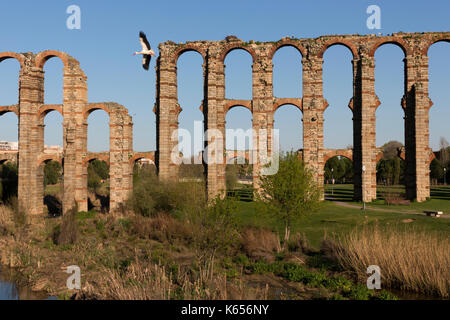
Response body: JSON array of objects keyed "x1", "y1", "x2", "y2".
[
  {"x1": 324, "y1": 184, "x2": 354, "y2": 202},
  {"x1": 44, "y1": 195, "x2": 62, "y2": 217}
]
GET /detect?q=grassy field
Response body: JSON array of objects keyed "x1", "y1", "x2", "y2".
[
  {"x1": 235, "y1": 199, "x2": 450, "y2": 249},
  {"x1": 324, "y1": 184, "x2": 450, "y2": 213}
]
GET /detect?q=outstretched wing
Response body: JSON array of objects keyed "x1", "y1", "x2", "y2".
[
  {"x1": 143, "y1": 55, "x2": 151, "y2": 70},
  {"x1": 139, "y1": 31, "x2": 151, "y2": 51}
]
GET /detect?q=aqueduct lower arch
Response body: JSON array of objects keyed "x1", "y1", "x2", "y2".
[{"x1": 1, "y1": 31, "x2": 449, "y2": 215}]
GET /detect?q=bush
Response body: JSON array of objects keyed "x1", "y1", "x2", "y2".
[
  {"x1": 240, "y1": 226, "x2": 280, "y2": 262},
  {"x1": 189, "y1": 197, "x2": 240, "y2": 262},
  {"x1": 258, "y1": 152, "x2": 322, "y2": 246},
  {"x1": 44, "y1": 161, "x2": 62, "y2": 186},
  {"x1": 128, "y1": 167, "x2": 205, "y2": 217}
]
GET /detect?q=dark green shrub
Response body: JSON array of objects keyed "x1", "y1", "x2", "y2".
[{"x1": 44, "y1": 161, "x2": 62, "y2": 186}]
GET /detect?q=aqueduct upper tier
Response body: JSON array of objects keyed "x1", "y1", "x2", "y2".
[
  {"x1": 1, "y1": 31, "x2": 449, "y2": 215},
  {"x1": 155, "y1": 31, "x2": 449, "y2": 202}
]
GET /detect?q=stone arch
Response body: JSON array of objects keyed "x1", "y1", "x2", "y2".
[
  {"x1": 224, "y1": 100, "x2": 252, "y2": 114},
  {"x1": 369, "y1": 38, "x2": 411, "y2": 57},
  {"x1": 38, "y1": 105, "x2": 63, "y2": 120},
  {"x1": 0, "y1": 52, "x2": 25, "y2": 69},
  {"x1": 268, "y1": 41, "x2": 307, "y2": 60},
  {"x1": 318, "y1": 39, "x2": 357, "y2": 59},
  {"x1": 34, "y1": 50, "x2": 75, "y2": 69},
  {"x1": 219, "y1": 45, "x2": 257, "y2": 63},
  {"x1": 323, "y1": 149, "x2": 353, "y2": 164},
  {"x1": 0, "y1": 106, "x2": 19, "y2": 116},
  {"x1": 129, "y1": 152, "x2": 156, "y2": 165},
  {"x1": 273, "y1": 98, "x2": 302, "y2": 113},
  {"x1": 83, "y1": 103, "x2": 111, "y2": 119},
  {"x1": 37, "y1": 154, "x2": 63, "y2": 167},
  {"x1": 171, "y1": 46, "x2": 206, "y2": 65},
  {"x1": 424, "y1": 38, "x2": 450, "y2": 56},
  {"x1": 83, "y1": 154, "x2": 110, "y2": 167}
]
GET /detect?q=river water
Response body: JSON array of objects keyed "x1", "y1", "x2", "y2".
[{"x1": 0, "y1": 266, "x2": 56, "y2": 300}]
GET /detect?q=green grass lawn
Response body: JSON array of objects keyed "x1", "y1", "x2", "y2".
[
  {"x1": 324, "y1": 184, "x2": 450, "y2": 213},
  {"x1": 235, "y1": 200, "x2": 450, "y2": 250}
]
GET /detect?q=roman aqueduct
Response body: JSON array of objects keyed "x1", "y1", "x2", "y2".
[{"x1": 0, "y1": 31, "x2": 449, "y2": 215}]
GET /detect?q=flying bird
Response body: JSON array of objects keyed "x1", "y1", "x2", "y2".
[{"x1": 134, "y1": 31, "x2": 155, "y2": 70}]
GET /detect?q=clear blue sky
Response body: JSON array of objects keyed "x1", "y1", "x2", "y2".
[{"x1": 0, "y1": 0, "x2": 449, "y2": 155}]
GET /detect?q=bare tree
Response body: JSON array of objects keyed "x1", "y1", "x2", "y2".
[{"x1": 439, "y1": 137, "x2": 449, "y2": 167}]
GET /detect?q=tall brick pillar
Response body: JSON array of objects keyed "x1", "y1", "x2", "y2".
[
  {"x1": 352, "y1": 52, "x2": 378, "y2": 202},
  {"x1": 302, "y1": 54, "x2": 325, "y2": 197},
  {"x1": 204, "y1": 47, "x2": 226, "y2": 199},
  {"x1": 156, "y1": 51, "x2": 179, "y2": 181},
  {"x1": 18, "y1": 54, "x2": 43, "y2": 214},
  {"x1": 404, "y1": 50, "x2": 432, "y2": 201},
  {"x1": 62, "y1": 60, "x2": 88, "y2": 214},
  {"x1": 109, "y1": 107, "x2": 133, "y2": 211},
  {"x1": 252, "y1": 53, "x2": 273, "y2": 192}
]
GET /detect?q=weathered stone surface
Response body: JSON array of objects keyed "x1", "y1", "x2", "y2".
[{"x1": 155, "y1": 32, "x2": 450, "y2": 202}]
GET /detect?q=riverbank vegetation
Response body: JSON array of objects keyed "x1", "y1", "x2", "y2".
[{"x1": 0, "y1": 154, "x2": 448, "y2": 300}]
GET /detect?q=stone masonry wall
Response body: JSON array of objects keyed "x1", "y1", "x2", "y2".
[{"x1": 155, "y1": 31, "x2": 450, "y2": 202}]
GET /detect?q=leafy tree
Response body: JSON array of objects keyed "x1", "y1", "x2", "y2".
[
  {"x1": 225, "y1": 164, "x2": 238, "y2": 190},
  {"x1": 44, "y1": 161, "x2": 62, "y2": 186},
  {"x1": 430, "y1": 158, "x2": 444, "y2": 185},
  {"x1": 90, "y1": 160, "x2": 109, "y2": 180},
  {"x1": 324, "y1": 156, "x2": 353, "y2": 183},
  {"x1": 382, "y1": 141, "x2": 403, "y2": 160},
  {"x1": 87, "y1": 160, "x2": 109, "y2": 192},
  {"x1": 258, "y1": 152, "x2": 322, "y2": 247}
]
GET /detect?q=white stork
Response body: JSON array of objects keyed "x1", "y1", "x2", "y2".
[{"x1": 134, "y1": 31, "x2": 155, "y2": 70}]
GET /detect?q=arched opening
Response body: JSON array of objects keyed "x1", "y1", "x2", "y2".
[
  {"x1": 0, "y1": 58, "x2": 20, "y2": 106},
  {"x1": 323, "y1": 45, "x2": 353, "y2": 149},
  {"x1": 428, "y1": 41, "x2": 450, "y2": 200},
  {"x1": 43, "y1": 58, "x2": 64, "y2": 105},
  {"x1": 0, "y1": 111, "x2": 18, "y2": 148},
  {"x1": 43, "y1": 110, "x2": 63, "y2": 152},
  {"x1": 375, "y1": 44, "x2": 406, "y2": 147},
  {"x1": 225, "y1": 49, "x2": 253, "y2": 100},
  {"x1": 87, "y1": 110, "x2": 110, "y2": 152},
  {"x1": 225, "y1": 107, "x2": 253, "y2": 193},
  {"x1": 87, "y1": 159, "x2": 110, "y2": 213},
  {"x1": 430, "y1": 157, "x2": 450, "y2": 200},
  {"x1": 273, "y1": 46, "x2": 302, "y2": 98},
  {"x1": 376, "y1": 153, "x2": 406, "y2": 201},
  {"x1": 133, "y1": 157, "x2": 158, "y2": 187},
  {"x1": 177, "y1": 51, "x2": 204, "y2": 175},
  {"x1": 42, "y1": 160, "x2": 63, "y2": 216},
  {"x1": 324, "y1": 156, "x2": 353, "y2": 201},
  {"x1": 0, "y1": 110, "x2": 18, "y2": 205},
  {"x1": 225, "y1": 157, "x2": 253, "y2": 201},
  {"x1": 0, "y1": 161, "x2": 18, "y2": 204},
  {"x1": 274, "y1": 104, "x2": 303, "y2": 152},
  {"x1": 374, "y1": 44, "x2": 406, "y2": 199}
]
